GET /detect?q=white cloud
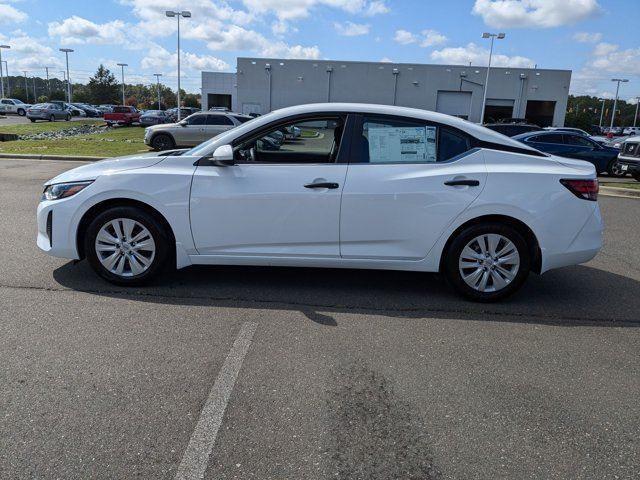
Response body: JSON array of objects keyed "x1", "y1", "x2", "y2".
[
  {"x1": 379, "y1": 57, "x2": 393, "y2": 63},
  {"x1": 0, "y1": 32, "x2": 62, "y2": 72},
  {"x1": 573, "y1": 31, "x2": 602, "y2": 43},
  {"x1": 430, "y1": 42, "x2": 535, "y2": 68},
  {"x1": 365, "y1": 0, "x2": 390, "y2": 16},
  {"x1": 420, "y1": 29, "x2": 447, "y2": 47},
  {"x1": 241, "y1": 0, "x2": 388, "y2": 20},
  {"x1": 141, "y1": 44, "x2": 229, "y2": 72},
  {"x1": 394, "y1": 29, "x2": 417, "y2": 45},
  {"x1": 589, "y1": 43, "x2": 640, "y2": 76},
  {"x1": 472, "y1": 0, "x2": 601, "y2": 28},
  {"x1": 593, "y1": 42, "x2": 617, "y2": 57},
  {"x1": 394, "y1": 29, "x2": 447, "y2": 47},
  {"x1": 334, "y1": 21, "x2": 370, "y2": 36},
  {"x1": 0, "y1": 2, "x2": 27, "y2": 24},
  {"x1": 48, "y1": 16, "x2": 127, "y2": 45}
]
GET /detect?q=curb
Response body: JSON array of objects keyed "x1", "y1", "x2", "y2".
[
  {"x1": 0, "y1": 153, "x2": 104, "y2": 162},
  {"x1": 600, "y1": 186, "x2": 640, "y2": 199}
]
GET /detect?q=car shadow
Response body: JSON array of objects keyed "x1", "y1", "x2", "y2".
[{"x1": 52, "y1": 261, "x2": 640, "y2": 328}]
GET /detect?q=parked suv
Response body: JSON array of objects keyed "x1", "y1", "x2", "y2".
[
  {"x1": 484, "y1": 123, "x2": 541, "y2": 137},
  {"x1": 144, "y1": 112, "x2": 251, "y2": 150},
  {"x1": 617, "y1": 136, "x2": 640, "y2": 181},
  {"x1": 0, "y1": 98, "x2": 32, "y2": 116}
]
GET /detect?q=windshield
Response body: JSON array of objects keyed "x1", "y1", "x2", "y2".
[
  {"x1": 13, "y1": 99, "x2": 24, "y2": 104},
  {"x1": 184, "y1": 112, "x2": 267, "y2": 157}
]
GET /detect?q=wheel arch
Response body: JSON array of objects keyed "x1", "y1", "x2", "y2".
[
  {"x1": 149, "y1": 131, "x2": 177, "y2": 149},
  {"x1": 76, "y1": 198, "x2": 176, "y2": 260},
  {"x1": 438, "y1": 214, "x2": 542, "y2": 274}
]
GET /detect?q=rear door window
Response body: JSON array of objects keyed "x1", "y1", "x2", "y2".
[{"x1": 207, "y1": 115, "x2": 234, "y2": 126}]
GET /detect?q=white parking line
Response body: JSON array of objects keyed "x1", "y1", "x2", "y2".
[{"x1": 175, "y1": 321, "x2": 258, "y2": 480}]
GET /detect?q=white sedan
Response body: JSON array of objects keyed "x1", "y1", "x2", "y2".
[{"x1": 37, "y1": 103, "x2": 603, "y2": 301}]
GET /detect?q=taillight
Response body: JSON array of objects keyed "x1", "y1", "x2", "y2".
[{"x1": 560, "y1": 178, "x2": 598, "y2": 201}]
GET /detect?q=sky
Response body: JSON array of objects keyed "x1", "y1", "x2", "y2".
[{"x1": 0, "y1": 0, "x2": 638, "y2": 100}]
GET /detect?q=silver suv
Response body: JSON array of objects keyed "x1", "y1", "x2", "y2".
[{"x1": 144, "y1": 112, "x2": 252, "y2": 150}]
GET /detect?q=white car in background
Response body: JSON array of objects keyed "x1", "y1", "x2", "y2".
[
  {"x1": 0, "y1": 98, "x2": 32, "y2": 116},
  {"x1": 36, "y1": 103, "x2": 603, "y2": 301}
]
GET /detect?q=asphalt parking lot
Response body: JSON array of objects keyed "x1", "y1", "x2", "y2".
[{"x1": 1, "y1": 158, "x2": 639, "y2": 479}]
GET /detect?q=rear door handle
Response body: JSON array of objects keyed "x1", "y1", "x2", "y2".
[
  {"x1": 304, "y1": 182, "x2": 339, "y2": 189},
  {"x1": 444, "y1": 179, "x2": 480, "y2": 187}
]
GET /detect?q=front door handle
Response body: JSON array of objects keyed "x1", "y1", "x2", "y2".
[
  {"x1": 444, "y1": 179, "x2": 480, "y2": 187},
  {"x1": 304, "y1": 182, "x2": 339, "y2": 189}
]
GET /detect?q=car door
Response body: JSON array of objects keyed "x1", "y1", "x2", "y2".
[
  {"x1": 189, "y1": 115, "x2": 349, "y2": 257},
  {"x1": 53, "y1": 104, "x2": 64, "y2": 119},
  {"x1": 178, "y1": 114, "x2": 208, "y2": 146},
  {"x1": 339, "y1": 114, "x2": 487, "y2": 260},
  {"x1": 562, "y1": 134, "x2": 612, "y2": 172},
  {"x1": 523, "y1": 133, "x2": 567, "y2": 156},
  {"x1": 204, "y1": 114, "x2": 236, "y2": 142}
]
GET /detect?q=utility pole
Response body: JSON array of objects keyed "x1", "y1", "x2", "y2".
[
  {"x1": 634, "y1": 96, "x2": 640, "y2": 128},
  {"x1": 32, "y1": 76, "x2": 36, "y2": 100},
  {"x1": 598, "y1": 98, "x2": 606, "y2": 128},
  {"x1": 610, "y1": 78, "x2": 629, "y2": 129},
  {"x1": 117, "y1": 63, "x2": 128, "y2": 105},
  {"x1": 153, "y1": 73, "x2": 163, "y2": 109},
  {"x1": 59, "y1": 48, "x2": 74, "y2": 103},
  {"x1": 23, "y1": 71, "x2": 28, "y2": 102},
  {"x1": 2, "y1": 61, "x2": 9, "y2": 96},
  {"x1": 0, "y1": 44, "x2": 10, "y2": 98},
  {"x1": 45, "y1": 66, "x2": 51, "y2": 97}
]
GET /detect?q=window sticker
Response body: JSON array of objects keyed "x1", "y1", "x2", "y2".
[{"x1": 368, "y1": 126, "x2": 437, "y2": 163}]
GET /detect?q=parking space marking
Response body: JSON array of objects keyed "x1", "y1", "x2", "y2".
[{"x1": 174, "y1": 321, "x2": 258, "y2": 480}]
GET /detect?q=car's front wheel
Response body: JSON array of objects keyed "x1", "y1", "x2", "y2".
[
  {"x1": 85, "y1": 207, "x2": 170, "y2": 285},
  {"x1": 607, "y1": 160, "x2": 626, "y2": 178},
  {"x1": 17, "y1": 108, "x2": 25, "y2": 116},
  {"x1": 444, "y1": 223, "x2": 530, "y2": 302},
  {"x1": 151, "y1": 133, "x2": 175, "y2": 151},
  {"x1": 49, "y1": 114, "x2": 55, "y2": 122}
]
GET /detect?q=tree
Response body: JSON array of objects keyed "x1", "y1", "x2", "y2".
[
  {"x1": 182, "y1": 93, "x2": 201, "y2": 108},
  {"x1": 87, "y1": 65, "x2": 119, "y2": 105}
]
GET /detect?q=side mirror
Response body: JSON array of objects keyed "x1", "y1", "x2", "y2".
[
  {"x1": 211, "y1": 144, "x2": 235, "y2": 166},
  {"x1": 179, "y1": 120, "x2": 187, "y2": 127}
]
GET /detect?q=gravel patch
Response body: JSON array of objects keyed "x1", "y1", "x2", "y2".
[{"x1": 18, "y1": 124, "x2": 109, "y2": 140}]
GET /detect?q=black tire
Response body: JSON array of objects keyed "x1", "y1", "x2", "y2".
[
  {"x1": 49, "y1": 114, "x2": 55, "y2": 122},
  {"x1": 30, "y1": 119, "x2": 36, "y2": 123},
  {"x1": 151, "y1": 133, "x2": 175, "y2": 151},
  {"x1": 607, "y1": 159, "x2": 626, "y2": 178},
  {"x1": 443, "y1": 222, "x2": 530, "y2": 302},
  {"x1": 84, "y1": 206, "x2": 170, "y2": 286},
  {"x1": 17, "y1": 108, "x2": 25, "y2": 116},
  {"x1": 632, "y1": 171, "x2": 640, "y2": 182},
  {"x1": 65, "y1": 114, "x2": 70, "y2": 121}
]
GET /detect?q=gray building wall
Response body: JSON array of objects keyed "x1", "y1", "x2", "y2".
[
  {"x1": 204, "y1": 58, "x2": 571, "y2": 126},
  {"x1": 201, "y1": 72, "x2": 237, "y2": 111}
]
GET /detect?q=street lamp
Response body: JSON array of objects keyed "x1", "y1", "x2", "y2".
[
  {"x1": 22, "y1": 71, "x2": 28, "y2": 102},
  {"x1": 165, "y1": 10, "x2": 191, "y2": 120},
  {"x1": 117, "y1": 63, "x2": 128, "y2": 105},
  {"x1": 2, "y1": 61, "x2": 9, "y2": 96},
  {"x1": 480, "y1": 32, "x2": 505, "y2": 124},
  {"x1": 634, "y1": 96, "x2": 640, "y2": 128},
  {"x1": 610, "y1": 78, "x2": 628, "y2": 129},
  {"x1": 598, "y1": 98, "x2": 606, "y2": 128},
  {"x1": 59, "y1": 48, "x2": 74, "y2": 102},
  {"x1": 44, "y1": 66, "x2": 51, "y2": 98},
  {"x1": 153, "y1": 73, "x2": 163, "y2": 110},
  {"x1": 0, "y1": 44, "x2": 9, "y2": 98}
]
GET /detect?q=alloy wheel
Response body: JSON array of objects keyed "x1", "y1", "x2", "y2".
[
  {"x1": 94, "y1": 218, "x2": 156, "y2": 277},
  {"x1": 458, "y1": 233, "x2": 520, "y2": 293}
]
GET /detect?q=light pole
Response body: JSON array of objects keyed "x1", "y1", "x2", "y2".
[
  {"x1": 610, "y1": 78, "x2": 628, "y2": 129},
  {"x1": 480, "y1": 32, "x2": 505, "y2": 124},
  {"x1": 598, "y1": 98, "x2": 606, "y2": 128},
  {"x1": 22, "y1": 71, "x2": 28, "y2": 102},
  {"x1": 44, "y1": 66, "x2": 51, "y2": 98},
  {"x1": 59, "y1": 48, "x2": 74, "y2": 103},
  {"x1": 117, "y1": 63, "x2": 128, "y2": 105},
  {"x1": 153, "y1": 73, "x2": 163, "y2": 109},
  {"x1": 0, "y1": 44, "x2": 9, "y2": 99},
  {"x1": 2, "y1": 61, "x2": 9, "y2": 96},
  {"x1": 634, "y1": 96, "x2": 640, "y2": 128},
  {"x1": 165, "y1": 10, "x2": 191, "y2": 120},
  {"x1": 32, "y1": 76, "x2": 36, "y2": 100}
]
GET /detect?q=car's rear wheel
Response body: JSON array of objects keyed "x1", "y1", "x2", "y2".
[
  {"x1": 444, "y1": 223, "x2": 530, "y2": 302},
  {"x1": 85, "y1": 207, "x2": 170, "y2": 285},
  {"x1": 632, "y1": 171, "x2": 640, "y2": 182},
  {"x1": 65, "y1": 114, "x2": 70, "y2": 121},
  {"x1": 49, "y1": 114, "x2": 55, "y2": 122},
  {"x1": 17, "y1": 108, "x2": 25, "y2": 116},
  {"x1": 607, "y1": 160, "x2": 626, "y2": 177},
  {"x1": 151, "y1": 133, "x2": 175, "y2": 151},
  {"x1": 30, "y1": 119, "x2": 36, "y2": 123}
]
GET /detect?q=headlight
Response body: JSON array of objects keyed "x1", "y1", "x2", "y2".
[{"x1": 42, "y1": 181, "x2": 93, "y2": 201}]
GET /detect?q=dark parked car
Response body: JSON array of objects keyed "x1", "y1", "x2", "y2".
[
  {"x1": 49, "y1": 100, "x2": 82, "y2": 117},
  {"x1": 26, "y1": 103, "x2": 71, "y2": 122},
  {"x1": 166, "y1": 107, "x2": 200, "y2": 122},
  {"x1": 139, "y1": 110, "x2": 170, "y2": 126},
  {"x1": 513, "y1": 131, "x2": 624, "y2": 176},
  {"x1": 71, "y1": 103, "x2": 101, "y2": 117},
  {"x1": 484, "y1": 123, "x2": 542, "y2": 137}
]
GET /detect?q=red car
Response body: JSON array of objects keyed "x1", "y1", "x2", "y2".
[{"x1": 104, "y1": 106, "x2": 140, "y2": 126}]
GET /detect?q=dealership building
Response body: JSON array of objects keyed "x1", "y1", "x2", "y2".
[{"x1": 201, "y1": 57, "x2": 572, "y2": 126}]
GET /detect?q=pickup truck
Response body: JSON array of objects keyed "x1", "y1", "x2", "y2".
[
  {"x1": 0, "y1": 98, "x2": 32, "y2": 116},
  {"x1": 104, "y1": 106, "x2": 141, "y2": 125}
]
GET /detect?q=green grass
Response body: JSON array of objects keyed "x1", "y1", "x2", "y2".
[
  {"x1": 0, "y1": 119, "x2": 103, "y2": 135},
  {"x1": 0, "y1": 125, "x2": 151, "y2": 157},
  {"x1": 602, "y1": 182, "x2": 640, "y2": 190}
]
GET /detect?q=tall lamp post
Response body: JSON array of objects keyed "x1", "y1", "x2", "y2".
[
  {"x1": 634, "y1": 96, "x2": 640, "y2": 128},
  {"x1": 165, "y1": 10, "x2": 191, "y2": 120},
  {"x1": 22, "y1": 71, "x2": 28, "y2": 102},
  {"x1": 117, "y1": 63, "x2": 128, "y2": 105},
  {"x1": 59, "y1": 48, "x2": 74, "y2": 103},
  {"x1": 153, "y1": 73, "x2": 163, "y2": 110},
  {"x1": 598, "y1": 98, "x2": 606, "y2": 129},
  {"x1": 610, "y1": 78, "x2": 628, "y2": 129},
  {"x1": 480, "y1": 32, "x2": 505, "y2": 124},
  {"x1": 44, "y1": 66, "x2": 51, "y2": 98},
  {"x1": 2, "y1": 61, "x2": 9, "y2": 96},
  {"x1": 0, "y1": 44, "x2": 10, "y2": 99}
]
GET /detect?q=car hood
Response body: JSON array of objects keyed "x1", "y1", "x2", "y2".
[
  {"x1": 146, "y1": 122, "x2": 181, "y2": 131},
  {"x1": 44, "y1": 154, "x2": 165, "y2": 186}
]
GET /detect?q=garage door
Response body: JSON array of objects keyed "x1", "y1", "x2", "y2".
[{"x1": 436, "y1": 91, "x2": 472, "y2": 119}]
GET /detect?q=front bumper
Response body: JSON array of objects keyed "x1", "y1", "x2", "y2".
[
  {"x1": 36, "y1": 198, "x2": 82, "y2": 260},
  {"x1": 617, "y1": 155, "x2": 640, "y2": 173}
]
